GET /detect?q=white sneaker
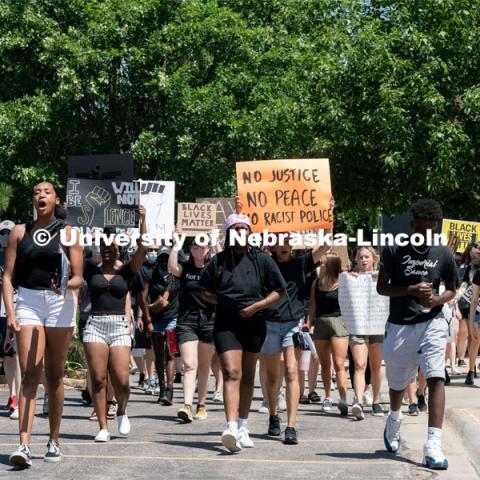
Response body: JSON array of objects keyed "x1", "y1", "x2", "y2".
[
  {"x1": 362, "y1": 390, "x2": 373, "y2": 407},
  {"x1": 322, "y1": 398, "x2": 333, "y2": 412},
  {"x1": 95, "y1": 429, "x2": 111, "y2": 442},
  {"x1": 212, "y1": 390, "x2": 223, "y2": 403},
  {"x1": 423, "y1": 440, "x2": 448, "y2": 470},
  {"x1": 117, "y1": 413, "x2": 131, "y2": 436},
  {"x1": 9, "y1": 444, "x2": 32, "y2": 468},
  {"x1": 383, "y1": 413, "x2": 402, "y2": 453},
  {"x1": 238, "y1": 427, "x2": 254, "y2": 448},
  {"x1": 10, "y1": 407, "x2": 19, "y2": 420},
  {"x1": 145, "y1": 379, "x2": 156, "y2": 395},
  {"x1": 258, "y1": 398, "x2": 269, "y2": 414},
  {"x1": 277, "y1": 390, "x2": 287, "y2": 412},
  {"x1": 352, "y1": 403, "x2": 365, "y2": 421},
  {"x1": 221, "y1": 427, "x2": 242, "y2": 453}
]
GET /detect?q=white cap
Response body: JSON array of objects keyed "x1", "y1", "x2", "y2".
[{"x1": 0, "y1": 220, "x2": 14, "y2": 232}]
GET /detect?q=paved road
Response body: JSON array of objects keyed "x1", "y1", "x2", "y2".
[{"x1": 0, "y1": 374, "x2": 478, "y2": 479}]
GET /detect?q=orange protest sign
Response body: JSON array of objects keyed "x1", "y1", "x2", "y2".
[{"x1": 236, "y1": 159, "x2": 333, "y2": 233}]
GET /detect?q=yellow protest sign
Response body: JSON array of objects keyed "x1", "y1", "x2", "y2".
[
  {"x1": 236, "y1": 159, "x2": 333, "y2": 233},
  {"x1": 441, "y1": 218, "x2": 480, "y2": 253}
]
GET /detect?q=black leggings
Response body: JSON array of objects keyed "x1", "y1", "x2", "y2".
[{"x1": 348, "y1": 346, "x2": 371, "y2": 388}]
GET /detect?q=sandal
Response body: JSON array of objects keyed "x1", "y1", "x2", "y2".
[
  {"x1": 107, "y1": 401, "x2": 117, "y2": 419},
  {"x1": 89, "y1": 410, "x2": 98, "y2": 422}
]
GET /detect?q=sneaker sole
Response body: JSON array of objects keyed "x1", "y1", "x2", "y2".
[
  {"x1": 160, "y1": 400, "x2": 173, "y2": 406},
  {"x1": 352, "y1": 405, "x2": 365, "y2": 420},
  {"x1": 222, "y1": 433, "x2": 242, "y2": 453},
  {"x1": 283, "y1": 438, "x2": 299, "y2": 445},
  {"x1": 44, "y1": 455, "x2": 62, "y2": 463},
  {"x1": 9, "y1": 454, "x2": 32, "y2": 468},
  {"x1": 94, "y1": 436, "x2": 111, "y2": 442},
  {"x1": 372, "y1": 412, "x2": 385, "y2": 417},
  {"x1": 193, "y1": 415, "x2": 208, "y2": 421},
  {"x1": 177, "y1": 411, "x2": 193, "y2": 423},
  {"x1": 408, "y1": 411, "x2": 419, "y2": 416}
]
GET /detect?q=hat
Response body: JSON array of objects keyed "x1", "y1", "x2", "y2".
[
  {"x1": 224, "y1": 214, "x2": 252, "y2": 230},
  {"x1": 0, "y1": 220, "x2": 14, "y2": 232},
  {"x1": 159, "y1": 245, "x2": 172, "y2": 256}
]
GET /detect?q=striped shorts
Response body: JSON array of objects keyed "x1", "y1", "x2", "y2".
[{"x1": 83, "y1": 315, "x2": 132, "y2": 347}]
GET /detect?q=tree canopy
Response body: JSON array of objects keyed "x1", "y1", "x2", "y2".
[{"x1": 1, "y1": 0, "x2": 479, "y2": 230}]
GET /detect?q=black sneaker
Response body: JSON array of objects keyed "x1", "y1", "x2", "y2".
[
  {"x1": 174, "y1": 372, "x2": 182, "y2": 384},
  {"x1": 299, "y1": 395, "x2": 310, "y2": 404},
  {"x1": 44, "y1": 440, "x2": 62, "y2": 462},
  {"x1": 408, "y1": 403, "x2": 419, "y2": 416},
  {"x1": 157, "y1": 384, "x2": 166, "y2": 403},
  {"x1": 307, "y1": 391, "x2": 321, "y2": 403},
  {"x1": 465, "y1": 370, "x2": 475, "y2": 386},
  {"x1": 417, "y1": 393, "x2": 427, "y2": 412},
  {"x1": 160, "y1": 387, "x2": 173, "y2": 406},
  {"x1": 372, "y1": 403, "x2": 384, "y2": 417},
  {"x1": 81, "y1": 389, "x2": 92, "y2": 405},
  {"x1": 283, "y1": 426, "x2": 298, "y2": 445},
  {"x1": 457, "y1": 359, "x2": 466, "y2": 367},
  {"x1": 138, "y1": 373, "x2": 145, "y2": 388},
  {"x1": 268, "y1": 415, "x2": 281, "y2": 436},
  {"x1": 444, "y1": 369, "x2": 451, "y2": 385},
  {"x1": 9, "y1": 444, "x2": 32, "y2": 468}
]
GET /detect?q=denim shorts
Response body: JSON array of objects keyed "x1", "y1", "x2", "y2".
[
  {"x1": 261, "y1": 320, "x2": 300, "y2": 354},
  {"x1": 152, "y1": 318, "x2": 177, "y2": 334}
]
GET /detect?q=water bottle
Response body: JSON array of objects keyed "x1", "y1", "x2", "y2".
[
  {"x1": 299, "y1": 350, "x2": 311, "y2": 372},
  {"x1": 166, "y1": 328, "x2": 179, "y2": 356},
  {"x1": 419, "y1": 274, "x2": 432, "y2": 313}
]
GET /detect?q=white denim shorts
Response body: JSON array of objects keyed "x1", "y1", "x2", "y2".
[
  {"x1": 15, "y1": 286, "x2": 77, "y2": 328},
  {"x1": 83, "y1": 315, "x2": 132, "y2": 347}
]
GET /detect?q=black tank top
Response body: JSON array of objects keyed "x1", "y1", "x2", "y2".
[
  {"x1": 315, "y1": 285, "x2": 341, "y2": 317},
  {"x1": 15, "y1": 222, "x2": 62, "y2": 290}
]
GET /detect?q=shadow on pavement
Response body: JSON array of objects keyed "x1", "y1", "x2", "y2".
[
  {"x1": 316, "y1": 450, "x2": 420, "y2": 467},
  {"x1": 158, "y1": 439, "x2": 226, "y2": 454}
]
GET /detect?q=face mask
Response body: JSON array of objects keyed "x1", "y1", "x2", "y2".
[{"x1": 146, "y1": 251, "x2": 157, "y2": 264}]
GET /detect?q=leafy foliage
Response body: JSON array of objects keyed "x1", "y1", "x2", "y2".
[{"x1": 1, "y1": 0, "x2": 479, "y2": 226}]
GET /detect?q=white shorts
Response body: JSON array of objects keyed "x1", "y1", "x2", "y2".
[
  {"x1": 83, "y1": 315, "x2": 132, "y2": 347},
  {"x1": 383, "y1": 314, "x2": 448, "y2": 391},
  {"x1": 16, "y1": 286, "x2": 77, "y2": 328}
]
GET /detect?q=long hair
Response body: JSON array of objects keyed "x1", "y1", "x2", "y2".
[{"x1": 319, "y1": 255, "x2": 342, "y2": 289}]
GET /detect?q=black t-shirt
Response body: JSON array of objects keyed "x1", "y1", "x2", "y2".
[
  {"x1": 178, "y1": 261, "x2": 212, "y2": 316},
  {"x1": 379, "y1": 244, "x2": 457, "y2": 325},
  {"x1": 315, "y1": 287, "x2": 341, "y2": 317},
  {"x1": 145, "y1": 263, "x2": 179, "y2": 322},
  {"x1": 200, "y1": 250, "x2": 287, "y2": 317},
  {"x1": 84, "y1": 261, "x2": 135, "y2": 315},
  {"x1": 267, "y1": 252, "x2": 316, "y2": 322}
]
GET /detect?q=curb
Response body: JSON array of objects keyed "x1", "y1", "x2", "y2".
[{"x1": 446, "y1": 407, "x2": 480, "y2": 475}]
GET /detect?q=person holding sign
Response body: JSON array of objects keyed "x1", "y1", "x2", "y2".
[
  {"x1": 200, "y1": 212, "x2": 287, "y2": 453},
  {"x1": 168, "y1": 234, "x2": 216, "y2": 423},
  {"x1": 3, "y1": 182, "x2": 84, "y2": 468},
  {"x1": 377, "y1": 199, "x2": 457, "y2": 470},
  {"x1": 307, "y1": 254, "x2": 349, "y2": 417},
  {"x1": 82, "y1": 207, "x2": 148, "y2": 443},
  {"x1": 345, "y1": 247, "x2": 384, "y2": 420}
]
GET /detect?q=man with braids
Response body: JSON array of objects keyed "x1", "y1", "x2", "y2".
[
  {"x1": 200, "y1": 212, "x2": 287, "y2": 453},
  {"x1": 377, "y1": 199, "x2": 457, "y2": 470}
]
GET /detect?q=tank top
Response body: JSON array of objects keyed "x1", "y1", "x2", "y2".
[
  {"x1": 15, "y1": 221, "x2": 62, "y2": 290},
  {"x1": 315, "y1": 284, "x2": 341, "y2": 317}
]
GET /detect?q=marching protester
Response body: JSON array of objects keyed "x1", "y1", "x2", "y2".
[
  {"x1": 261, "y1": 229, "x2": 330, "y2": 444},
  {"x1": 82, "y1": 208, "x2": 147, "y2": 442},
  {"x1": 143, "y1": 245, "x2": 179, "y2": 404},
  {"x1": 200, "y1": 212, "x2": 287, "y2": 453},
  {"x1": 468, "y1": 264, "x2": 480, "y2": 387},
  {"x1": 168, "y1": 233, "x2": 215, "y2": 423},
  {"x1": 307, "y1": 254, "x2": 349, "y2": 416},
  {"x1": 0, "y1": 220, "x2": 21, "y2": 421},
  {"x1": 378, "y1": 199, "x2": 457, "y2": 470},
  {"x1": 346, "y1": 247, "x2": 384, "y2": 419},
  {"x1": 3, "y1": 182, "x2": 83, "y2": 467}
]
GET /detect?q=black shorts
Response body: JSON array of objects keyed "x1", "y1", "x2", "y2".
[
  {"x1": 134, "y1": 326, "x2": 152, "y2": 349},
  {"x1": 176, "y1": 311, "x2": 214, "y2": 345},
  {"x1": 78, "y1": 313, "x2": 89, "y2": 344},
  {"x1": 214, "y1": 312, "x2": 266, "y2": 355},
  {"x1": 0, "y1": 316, "x2": 16, "y2": 357}
]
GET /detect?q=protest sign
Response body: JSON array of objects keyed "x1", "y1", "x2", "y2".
[
  {"x1": 460, "y1": 284, "x2": 480, "y2": 314},
  {"x1": 196, "y1": 197, "x2": 236, "y2": 240},
  {"x1": 68, "y1": 154, "x2": 134, "y2": 180},
  {"x1": 442, "y1": 219, "x2": 480, "y2": 253},
  {"x1": 236, "y1": 159, "x2": 333, "y2": 233},
  {"x1": 177, "y1": 203, "x2": 215, "y2": 236},
  {"x1": 338, "y1": 273, "x2": 389, "y2": 335},
  {"x1": 138, "y1": 180, "x2": 175, "y2": 237},
  {"x1": 66, "y1": 179, "x2": 139, "y2": 228}
]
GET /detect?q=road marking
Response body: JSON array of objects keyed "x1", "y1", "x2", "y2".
[
  {"x1": 0, "y1": 438, "x2": 381, "y2": 447},
  {"x1": 62, "y1": 454, "x2": 398, "y2": 465}
]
